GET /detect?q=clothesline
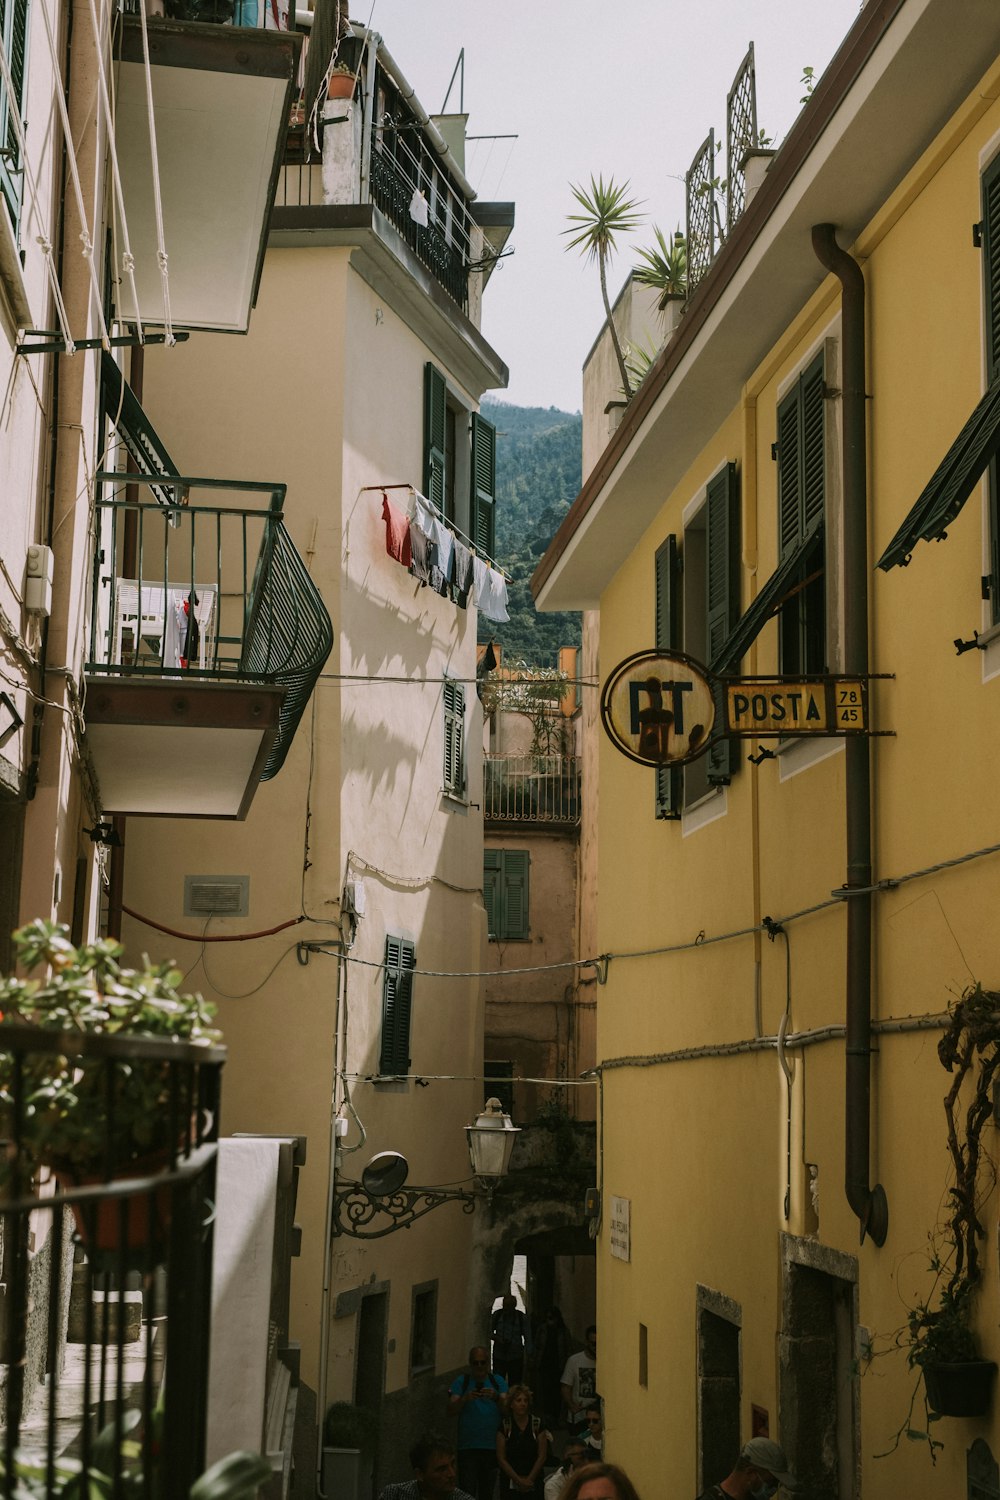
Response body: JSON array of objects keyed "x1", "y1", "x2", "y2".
[
  {"x1": 379, "y1": 488, "x2": 511, "y2": 624},
  {"x1": 361, "y1": 482, "x2": 512, "y2": 581}
]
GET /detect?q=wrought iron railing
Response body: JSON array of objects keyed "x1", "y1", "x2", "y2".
[
  {"x1": 121, "y1": 0, "x2": 295, "y2": 27},
  {"x1": 369, "y1": 148, "x2": 469, "y2": 308},
  {"x1": 483, "y1": 754, "x2": 581, "y2": 825},
  {"x1": 87, "y1": 476, "x2": 333, "y2": 780},
  {"x1": 0, "y1": 1026, "x2": 225, "y2": 1500}
]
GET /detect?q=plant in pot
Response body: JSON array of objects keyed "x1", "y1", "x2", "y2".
[
  {"x1": 0, "y1": 919, "x2": 223, "y2": 1252},
  {"x1": 633, "y1": 224, "x2": 687, "y2": 307},
  {"x1": 877, "y1": 983, "x2": 1000, "y2": 1459},
  {"x1": 322, "y1": 1403, "x2": 378, "y2": 1500}
]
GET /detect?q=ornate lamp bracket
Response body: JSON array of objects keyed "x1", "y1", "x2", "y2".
[{"x1": 332, "y1": 1180, "x2": 478, "y2": 1239}]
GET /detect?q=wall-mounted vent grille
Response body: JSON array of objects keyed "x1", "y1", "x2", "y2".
[{"x1": 183, "y1": 875, "x2": 249, "y2": 918}]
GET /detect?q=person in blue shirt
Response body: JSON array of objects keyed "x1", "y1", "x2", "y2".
[{"x1": 447, "y1": 1345, "x2": 509, "y2": 1500}]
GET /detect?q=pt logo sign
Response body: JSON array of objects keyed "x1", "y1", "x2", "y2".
[{"x1": 600, "y1": 650, "x2": 717, "y2": 767}]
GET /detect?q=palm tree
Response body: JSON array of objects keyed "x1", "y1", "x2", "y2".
[{"x1": 563, "y1": 176, "x2": 644, "y2": 400}]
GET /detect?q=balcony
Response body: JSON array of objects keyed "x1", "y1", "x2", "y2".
[
  {"x1": 0, "y1": 1025, "x2": 225, "y2": 1500},
  {"x1": 84, "y1": 476, "x2": 332, "y2": 819},
  {"x1": 484, "y1": 754, "x2": 582, "y2": 827},
  {"x1": 113, "y1": 6, "x2": 302, "y2": 333}
]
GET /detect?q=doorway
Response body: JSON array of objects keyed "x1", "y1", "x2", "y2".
[{"x1": 780, "y1": 1240, "x2": 858, "y2": 1500}]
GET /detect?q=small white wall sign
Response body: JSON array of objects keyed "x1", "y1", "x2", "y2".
[{"x1": 610, "y1": 1195, "x2": 631, "y2": 1262}]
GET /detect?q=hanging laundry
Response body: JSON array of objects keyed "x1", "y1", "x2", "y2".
[
  {"x1": 409, "y1": 525, "x2": 436, "y2": 587},
  {"x1": 162, "y1": 593, "x2": 183, "y2": 670},
  {"x1": 181, "y1": 591, "x2": 200, "y2": 669},
  {"x1": 478, "y1": 565, "x2": 510, "y2": 624},
  {"x1": 451, "y1": 538, "x2": 474, "y2": 608},
  {"x1": 382, "y1": 492, "x2": 412, "y2": 567},
  {"x1": 409, "y1": 490, "x2": 450, "y2": 596},
  {"x1": 409, "y1": 189, "x2": 429, "y2": 227}
]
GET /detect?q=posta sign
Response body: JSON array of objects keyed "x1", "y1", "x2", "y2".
[{"x1": 600, "y1": 650, "x2": 717, "y2": 768}]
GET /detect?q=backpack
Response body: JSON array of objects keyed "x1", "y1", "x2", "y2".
[{"x1": 502, "y1": 1416, "x2": 541, "y2": 1439}]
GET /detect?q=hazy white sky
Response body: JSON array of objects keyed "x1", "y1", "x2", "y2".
[{"x1": 366, "y1": 0, "x2": 863, "y2": 412}]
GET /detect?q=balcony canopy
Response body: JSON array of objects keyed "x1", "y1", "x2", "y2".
[{"x1": 114, "y1": 16, "x2": 301, "y2": 333}]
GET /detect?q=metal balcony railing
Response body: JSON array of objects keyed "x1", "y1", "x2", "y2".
[
  {"x1": 483, "y1": 754, "x2": 582, "y2": 825},
  {"x1": 87, "y1": 476, "x2": 333, "y2": 779},
  {"x1": 0, "y1": 1026, "x2": 225, "y2": 1500}
]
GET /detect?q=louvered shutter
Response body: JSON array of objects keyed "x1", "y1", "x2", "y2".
[
  {"x1": 380, "y1": 936, "x2": 415, "y2": 1074},
  {"x1": 706, "y1": 464, "x2": 740, "y2": 784},
  {"x1": 443, "y1": 680, "x2": 465, "y2": 795},
  {"x1": 654, "y1": 534, "x2": 682, "y2": 819},
  {"x1": 0, "y1": 0, "x2": 28, "y2": 234},
  {"x1": 484, "y1": 849, "x2": 501, "y2": 939},
  {"x1": 777, "y1": 391, "x2": 803, "y2": 560},
  {"x1": 501, "y1": 850, "x2": 529, "y2": 940},
  {"x1": 423, "y1": 363, "x2": 447, "y2": 512},
  {"x1": 471, "y1": 412, "x2": 497, "y2": 558},
  {"x1": 777, "y1": 353, "x2": 826, "y2": 672},
  {"x1": 983, "y1": 155, "x2": 1000, "y2": 621}
]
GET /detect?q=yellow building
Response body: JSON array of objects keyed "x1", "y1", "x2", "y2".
[{"x1": 534, "y1": 2, "x2": 1000, "y2": 1494}]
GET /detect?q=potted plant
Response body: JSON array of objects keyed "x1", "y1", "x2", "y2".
[
  {"x1": 0, "y1": 919, "x2": 223, "y2": 1249},
  {"x1": 882, "y1": 984, "x2": 1000, "y2": 1450},
  {"x1": 633, "y1": 224, "x2": 687, "y2": 334},
  {"x1": 322, "y1": 1402, "x2": 378, "y2": 1500}
]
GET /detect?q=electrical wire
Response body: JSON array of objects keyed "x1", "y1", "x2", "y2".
[{"x1": 342, "y1": 1072, "x2": 595, "y2": 1087}]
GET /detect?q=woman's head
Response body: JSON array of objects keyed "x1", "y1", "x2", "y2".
[
  {"x1": 559, "y1": 1463, "x2": 641, "y2": 1500},
  {"x1": 506, "y1": 1383, "x2": 533, "y2": 1416}
]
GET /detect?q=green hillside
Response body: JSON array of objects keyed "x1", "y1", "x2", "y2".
[{"x1": 480, "y1": 399, "x2": 583, "y2": 666}]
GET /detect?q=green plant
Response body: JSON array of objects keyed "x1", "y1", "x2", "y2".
[
  {"x1": 633, "y1": 225, "x2": 687, "y2": 306},
  {"x1": 622, "y1": 334, "x2": 663, "y2": 397},
  {"x1": 875, "y1": 983, "x2": 1000, "y2": 1459},
  {"x1": 0, "y1": 920, "x2": 221, "y2": 1181},
  {"x1": 800, "y1": 66, "x2": 816, "y2": 104},
  {"x1": 0, "y1": 1425, "x2": 270, "y2": 1500},
  {"x1": 323, "y1": 1402, "x2": 379, "y2": 1454},
  {"x1": 563, "y1": 176, "x2": 645, "y2": 400}
]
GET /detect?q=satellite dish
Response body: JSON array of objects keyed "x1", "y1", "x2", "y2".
[{"x1": 361, "y1": 1151, "x2": 409, "y2": 1198}]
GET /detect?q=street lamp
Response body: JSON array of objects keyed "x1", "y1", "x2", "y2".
[{"x1": 332, "y1": 1098, "x2": 520, "y2": 1239}]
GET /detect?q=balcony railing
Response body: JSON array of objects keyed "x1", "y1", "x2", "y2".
[
  {"x1": 368, "y1": 147, "x2": 469, "y2": 308},
  {"x1": 0, "y1": 1026, "x2": 225, "y2": 1500},
  {"x1": 484, "y1": 754, "x2": 582, "y2": 825},
  {"x1": 87, "y1": 476, "x2": 333, "y2": 779}
]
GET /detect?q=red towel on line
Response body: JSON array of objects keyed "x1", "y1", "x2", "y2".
[{"x1": 382, "y1": 493, "x2": 412, "y2": 567}]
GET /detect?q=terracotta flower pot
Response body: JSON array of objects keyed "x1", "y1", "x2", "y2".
[
  {"x1": 327, "y1": 72, "x2": 354, "y2": 100},
  {"x1": 55, "y1": 1159, "x2": 175, "y2": 1261}
]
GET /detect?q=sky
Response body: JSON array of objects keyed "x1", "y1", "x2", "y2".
[{"x1": 365, "y1": 0, "x2": 864, "y2": 414}]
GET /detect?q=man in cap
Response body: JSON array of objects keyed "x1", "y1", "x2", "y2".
[{"x1": 696, "y1": 1437, "x2": 798, "y2": 1499}]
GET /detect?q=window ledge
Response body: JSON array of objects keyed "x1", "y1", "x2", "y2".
[
  {"x1": 682, "y1": 785, "x2": 727, "y2": 836},
  {"x1": 371, "y1": 1074, "x2": 410, "y2": 1091},
  {"x1": 441, "y1": 788, "x2": 469, "y2": 807},
  {"x1": 776, "y1": 734, "x2": 844, "y2": 781},
  {"x1": 0, "y1": 196, "x2": 31, "y2": 342}
]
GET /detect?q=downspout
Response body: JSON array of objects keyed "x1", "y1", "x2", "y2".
[{"x1": 811, "y1": 224, "x2": 888, "y2": 1247}]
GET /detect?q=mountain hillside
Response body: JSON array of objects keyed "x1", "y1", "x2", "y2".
[{"x1": 480, "y1": 399, "x2": 583, "y2": 666}]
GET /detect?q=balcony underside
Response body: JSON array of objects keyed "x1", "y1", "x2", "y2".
[
  {"x1": 85, "y1": 678, "x2": 285, "y2": 819},
  {"x1": 115, "y1": 18, "x2": 301, "y2": 333}
]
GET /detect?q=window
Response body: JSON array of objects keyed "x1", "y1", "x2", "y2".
[
  {"x1": 654, "y1": 462, "x2": 741, "y2": 819},
  {"x1": 443, "y1": 679, "x2": 465, "y2": 796},
  {"x1": 483, "y1": 849, "x2": 529, "y2": 940},
  {"x1": 984, "y1": 151, "x2": 1000, "y2": 623},
  {"x1": 410, "y1": 1281, "x2": 438, "y2": 1376},
  {"x1": 423, "y1": 362, "x2": 497, "y2": 555},
  {"x1": 379, "y1": 935, "x2": 415, "y2": 1075},
  {"x1": 0, "y1": 0, "x2": 28, "y2": 236},
  {"x1": 776, "y1": 351, "x2": 827, "y2": 675}
]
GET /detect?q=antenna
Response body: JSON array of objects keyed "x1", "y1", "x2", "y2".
[{"x1": 441, "y1": 48, "x2": 465, "y2": 114}]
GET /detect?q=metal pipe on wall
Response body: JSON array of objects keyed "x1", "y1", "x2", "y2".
[{"x1": 811, "y1": 222, "x2": 888, "y2": 1247}]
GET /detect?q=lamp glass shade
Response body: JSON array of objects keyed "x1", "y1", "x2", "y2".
[{"x1": 466, "y1": 1100, "x2": 520, "y2": 1180}]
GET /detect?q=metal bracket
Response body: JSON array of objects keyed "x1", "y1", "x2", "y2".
[
  {"x1": 332, "y1": 1180, "x2": 478, "y2": 1238},
  {"x1": 748, "y1": 747, "x2": 776, "y2": 766},
  {"x1": 18, "y1": 330, "x2": 191, "y2": 357},
  {"x1": 954, "y1": 631, "x2": 983, "y2": 655}
]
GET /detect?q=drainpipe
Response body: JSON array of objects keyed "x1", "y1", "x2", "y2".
[{"x1": 811, "y1": 224, "x2": 888, "y2": 1248}]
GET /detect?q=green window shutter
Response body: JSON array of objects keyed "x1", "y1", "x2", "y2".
[
  {"x1": 380, "y1": 935, "x2": 415, "y2": 1074},
  {"x1": 501, "y1": 850, "x2": 529, "y2": 940},
  {"x1": 0, "y1": 0, "x2": 29, "y2": 235},
  {"x1": 777, "y1": 352, "x2": 826, "y2": 673},
  {"x1": 471, "y1": 412, "x2": 496, "y2": 558},
  {"x1": 705, "y1": 463, "x2": 740, "y2": 784},
  {"x1": 983, "y1": 156, "x2": 1000, "y2": 621},
  {"x1": 423, "y1": 363, "x2": 447, "y2": 512},
  {"x1": 483, "y1": 849, "x2": 501, "y2": 939},
  {"x1": 443, "y1": 679, "x2": 465, "y2": 795},
  {"x1": 654, "y1": 534, "x2": 682, "y2": 819}
]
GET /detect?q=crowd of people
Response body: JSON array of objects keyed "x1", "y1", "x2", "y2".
[{"x1": 375, "y1": 1299, "x2": 798, "y2": 1500}]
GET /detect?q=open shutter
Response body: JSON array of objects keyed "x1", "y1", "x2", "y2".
[
  {"x1": 777, "y1": 352, "x2": 826, "y2": 672},
  {"x1": 0, "y1": 0, "x2": 28, "y2": 234},
  {"x1": 443, "y1": 680, "x2": 465, "y2": 795},
  {"x1": 502, "y1": 850, "x2": 529, "y2": 940},
  {"x1": 483, "y1": 849, "x2": 501, "y2": 939},
  {"x1": 984, "y1": 155, "x2": 1000, "y2": 621},
  {"x1": 654, "y1": 534, "x2": 682, "y2": 819},
  {"x1": 380, "y1": 936, "x2": 415, "y2": 1074},
  {"x1": 423, "y1": 363, "x2": 447, "y2": 513},
  {"x1": 706, "y1": 463, "x2": 740, "y2": 784},
  {"x1": 471, "y1": 412, "x2": 497, "y2": 558}
]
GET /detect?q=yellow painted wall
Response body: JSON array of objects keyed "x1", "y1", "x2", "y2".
[{"x1": 585, "y1": 66, "x2": 1000, "y2": 1500}]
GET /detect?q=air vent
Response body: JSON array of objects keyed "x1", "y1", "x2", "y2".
[{"x1": 183, "y1": 875, "x2": 249, "y2": 918}]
